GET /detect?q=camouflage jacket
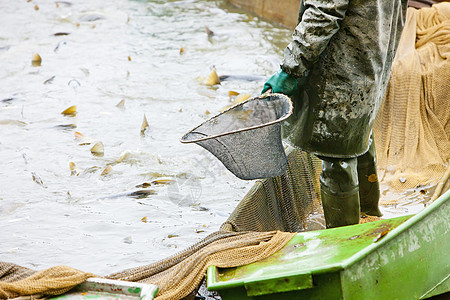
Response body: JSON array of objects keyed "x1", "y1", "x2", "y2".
[{"x1": 281, "y1": 0, "x2": 408, "y2": 158}]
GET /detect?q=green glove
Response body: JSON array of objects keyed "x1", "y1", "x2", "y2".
[{"x1": 261, "y1": 69, "x2": 298, "y2": 96}]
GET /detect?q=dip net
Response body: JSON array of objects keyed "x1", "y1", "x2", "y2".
[{"x1": 1, "y1": 3, "x2": 449, "y2": 300}]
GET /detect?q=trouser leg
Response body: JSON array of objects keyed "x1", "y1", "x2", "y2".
[
  {"x1": 319, "y1": 156, "x2": 360, "y2": 228},
  {"x1": 357, "y1": 134, "x2": 382, "y2": 216}
]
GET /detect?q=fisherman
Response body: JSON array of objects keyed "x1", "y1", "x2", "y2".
[{"x1": 262, "y1": 0, "x2": 408, "y2": 228}]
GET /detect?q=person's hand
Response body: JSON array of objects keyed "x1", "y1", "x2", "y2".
[{"x1": 261, "y1": 69, "x2": 298, "y2": 96}]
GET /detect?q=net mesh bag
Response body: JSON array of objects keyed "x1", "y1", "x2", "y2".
[
  {"x1": 1, "y1": 3, "x2": 450, "y2": 300},
  {"x1": 220, "y1": 146, "x2": 324, "y2": 233},
  {"x1": 181, "y1": 94, "x2": 293, "y2": 180}
]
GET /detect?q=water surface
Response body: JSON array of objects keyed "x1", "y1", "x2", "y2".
[{"x1": 0, "y1": 0, "x2": 291, "y2": 275}]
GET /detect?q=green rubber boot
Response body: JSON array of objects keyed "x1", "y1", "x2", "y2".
[
  {"x1": 321, "y1": 186, "x2": 361, "y2": 228},
  {"x1": 357, "y1": 134, "x2": 382, "y2": 217},
  {"x1": 320, "y1": 157, "x2": 360, "y2": 228}
]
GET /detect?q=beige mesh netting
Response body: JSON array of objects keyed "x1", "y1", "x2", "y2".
[
  {"x1": 220, "y1": 146, "x2": 324, "y2": 233},
  {"x1": 0, "y1": 263, "x2": 95, "y2": 299},
  {"x1": 1, "y1": 3, "x2": 449, "y2": 300},
  {"x1": 0, "y1": 233, "x2": 295, "y2": 300},
  {"x1": 107, "y1": 231, "x2": 295, "y2": 300},
  {"x1": 373, "y1": 3, "x2": 450, "y2": 192}
]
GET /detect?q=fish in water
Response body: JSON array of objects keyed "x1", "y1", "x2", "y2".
[
  {"x1": 74, "y1": 131, "x2": 95, "y2": 145},
  {"x1": 233, "y1": 93, "x2": 252, "y2": 103},
  {"x1": 43, "y1": 76, "x2": 55, "y2": 84},
  {"x1": 228, "y1": 91, "x2": 239, "y2": 98},
  {"x1": 101, "y1": 165, "x2": 113, "y2": 176},
  {"x1": 55, "y1": 1, "x2": 72, "y2": 7},
  {"x1": 31, "y1": 172, "x2": 45, "y2": 188},
  {"x1": 61, "y1": 105, "x2": 77, "y2": 116},
  {"x1": 129, "y1": 190, "x2": 157, "y2": 198},
  {"x1": 116, "y1": 99, "x2": 125, "y2": 110},
  {"x1": 219, "y1": 74, "x2": 266, "y2": 82},
  {"x1": 79, "y1": 13, "x2": 106, "y2": 22},
  {"x1": 203, "y1": 67, "x2": 220, "y2": 86},
  {"x1": 136, "y1": 182, "x2": 152, "y2": 188},
  {"x1": 0, "y1": 119, "x2": 27, "y2": 126},
  {"x1": 136, "y1": 179, "x2": 172, "y2": 188},
  {"x1": 31, "y1": 53, "x2": 41, "y2": 67},
  {"x1": 220, "y1": 93, "x2": 252, "y2": 112},
  {"x1": 54, "y1": 124, "x2": 77, "y2": 130},
  {"x1": 141, "y1": 114, "x2": 149, "y2": 135},
  {"x1": 1, "y1": 97, "x2": 15, "y2": 103},
  {"x1": 98, "y1": 190, "x2": 157, "y2": 200},
  {"x1": 202, "y1": 67, "x2": 265, "y2": 86},
  {"x1": 69, "y1": 161, "x2": 81, "y2": 176},
  {"x1": 204, "y1": 25, "x2": 214, "y2": 37},
  {"x1": 91, "y1": 142, "x2": 104, "y2": 157}
]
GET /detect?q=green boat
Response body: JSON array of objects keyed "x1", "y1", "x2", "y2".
[
  {"x1": 51, "y1": 278, "x2": 159, "y2": 300},
  {"x1": 206, "y1": 189, "x2": 449, "y2": 299}
]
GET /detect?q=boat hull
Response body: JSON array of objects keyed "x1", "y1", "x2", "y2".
[{"x1": 207, "y1": 190, "x2": 450, "y2": 299}]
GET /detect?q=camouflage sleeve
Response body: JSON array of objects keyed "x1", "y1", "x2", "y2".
[{"x1": 281, "y1": 0, "x2": 349, "y2": 78}]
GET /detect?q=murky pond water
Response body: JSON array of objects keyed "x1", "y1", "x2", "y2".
[{"x1": 0, "y1": 0, "x2": 292, "y2": 275}]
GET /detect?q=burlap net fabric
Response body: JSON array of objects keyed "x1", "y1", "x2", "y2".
[
  {"x1": 0, "y1": 263, "x2": 95, "y2": 299},
  {"x1": 373, "y1": 3, "x2": 450, "y2": 193},
  {"x1": 1, "y1": 3, "x2": 449, "y2": 300},
  {"x1": 0, "y1": 232, "x2": 295, "y2": 300}
]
